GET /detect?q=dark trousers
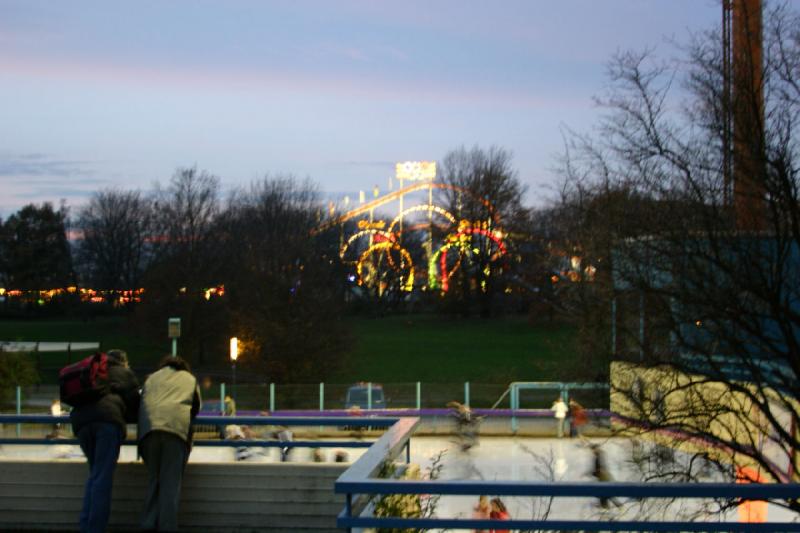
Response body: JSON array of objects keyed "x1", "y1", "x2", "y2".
[
  {"x1": 140, "y1": 431, "x2": 189, "y2": 532},
  {"x1": 77, "y1": 422, "x2": 123, "y2": 533}
]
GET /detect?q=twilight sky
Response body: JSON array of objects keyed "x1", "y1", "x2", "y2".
[{"x1": 0, "y1": 0, "x2": 722, "y2": 216}]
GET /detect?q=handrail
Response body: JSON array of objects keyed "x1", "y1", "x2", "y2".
[
  {"x1": 337, "y1": 478, "x2": 800, "y2": 532},
  {"x1": 0, "y1": 414, "x2": 399, "y2": 427},
  {"x1": 0, "y1": 414, "x2": 399, "y2": 449},
  {"x1": 336, "y1": 417, "x2": 419, "y2": 520},
  {"x1": 338, "y1": 515, "x2": 799, "y2": 532},
  {"x1": 334, "y1": 416, "x2": 800, "y2": 532}
]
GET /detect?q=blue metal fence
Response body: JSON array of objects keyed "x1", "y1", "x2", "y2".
[
  {"x1": 333, "y1": 416, "x2": 800, "y2": 532},
  {"x1": 0, "y1": 414, "x2": 400, "y2": 451},
  {"x1": 3, "y1": 413, "x2": 800, "y2": 531}
]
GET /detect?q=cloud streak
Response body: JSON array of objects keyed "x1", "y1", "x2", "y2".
[{"x1": 0, "y1": 153, "x2": 95, "y2": 178}]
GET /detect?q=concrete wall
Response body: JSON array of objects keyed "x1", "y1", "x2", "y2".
[{"x1": 0, "y1": 460, "x2": 347, "y2": 532}]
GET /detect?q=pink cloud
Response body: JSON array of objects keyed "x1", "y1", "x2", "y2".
[{"x1": 0, "y1": 52, "x2": 589, "y2": 112}]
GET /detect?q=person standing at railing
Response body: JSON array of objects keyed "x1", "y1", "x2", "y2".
[
  {"x1": 568, "y1": 399, "x2": 588, "y2": 438},
  {"x1": 69, "y1": 349, "x2": 140, "y2": 533},
  {"x1": 550, "y1": 397, "x2": 568, "y2": 438},
  {"x1": 137, "y1": 355, "x2": 202, "y2": 532},
  {"x1": 50, "y1": 398, "x2": 63, "y2": 438},
  {"x1": 224, "y1": 394, "x2": 236, "y2": 416}
]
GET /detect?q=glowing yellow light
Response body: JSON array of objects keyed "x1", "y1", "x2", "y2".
[
  {"x1": 356, "y1": 242, "x2": 414, "y2": 291},
  {"x1": 388, "y1": 204, "x2": 456, "y2": 234},
  {"x1": 0, "y1": 288, "x2": 5, "y2": 296},
  {"x1": 395, "y1": 161, "x2": 436, "y2": 181},
  {"x1": 340, "y1": 229, "x2": 395, "y2": 260},
  {"x1": 230, "y1": 337, "x2": 239, "y2": 362},
  {"x1": 204, "y1": 289, "x2": 212, "y2": 301},
  {"x1": 357, "y1": 219, "x2": 386, "y2": 230}
]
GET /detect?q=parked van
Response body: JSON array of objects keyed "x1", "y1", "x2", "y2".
[{"x1": 345, "y1": 383, "x2": 386, "y2": 409}]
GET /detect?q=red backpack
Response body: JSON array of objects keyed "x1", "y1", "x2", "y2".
[{"x1": 59, "y1": 352, "x2": 110, "y2": 407}]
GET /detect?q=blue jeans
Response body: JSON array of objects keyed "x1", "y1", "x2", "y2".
[{"x1": 77, "y1": 422, "x2": 123, "y2": 533}]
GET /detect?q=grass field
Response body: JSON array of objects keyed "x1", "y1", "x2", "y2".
[
  {"x1": 0, "y1": 316, "x2": 164, "y2": 375},
  {"x1": 339, "y1": 315, "x2": 577, "y2": 383},
  {"x1": 0, "y1": 314, "x2": 579, "y2": 386}
]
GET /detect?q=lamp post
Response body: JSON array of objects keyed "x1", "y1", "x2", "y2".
[{"x1": 229, "y1": 337, "x2": 239, "y2": 403}]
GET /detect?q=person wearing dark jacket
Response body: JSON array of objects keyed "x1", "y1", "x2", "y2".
[
  {"x1": 138, "y1": 355, "x2": 202, "y2": 532},
  {"x1": 70, "y1": 349, "x2": 140, "y2": 533}
]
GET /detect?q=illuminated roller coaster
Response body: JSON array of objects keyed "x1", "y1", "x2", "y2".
[{"x1": 318, "y1": 162, "x2": 509, "y2": 296}]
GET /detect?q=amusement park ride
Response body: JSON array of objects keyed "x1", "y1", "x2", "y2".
[{"x1": 316, "y1": 161, "x2": 509, "y2": 297}]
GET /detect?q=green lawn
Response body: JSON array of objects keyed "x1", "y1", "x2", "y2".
[
  {"x1": 0, "y1": 314, "x2": 579, "y2": 386},
  {"x1": 336, "y1": 314, "x2": 577, "y2": 384},
  {"x1": 0, "y1": 316, "x2": 165, "y2": 374}
]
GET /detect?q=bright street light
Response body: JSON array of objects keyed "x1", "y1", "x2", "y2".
[
  {"x1": 229, "y1": 337, "x2": 239, "y2": 362},
  {"x1": 230, "y1": 337, "x2": 239, "y2": 404}
]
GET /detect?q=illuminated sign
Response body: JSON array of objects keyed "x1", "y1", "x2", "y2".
[
  {"x1": 396, "y1": 161, "x2": 436, "y2": 181},
  {"x1": 357, "y1": 219, "x2": 386, "y2": 230}
]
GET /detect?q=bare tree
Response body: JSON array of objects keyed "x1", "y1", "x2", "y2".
[
  {"x1": 437, "y1": 145, "x2": 527, "y2": 317},
  {"x1": 75, "y1": 188, "x2": 153, "y2": 299},
  {"x1": 138, "y1": 167, "x2": 225, "y2": 364},
  {"x1": 556, "y1": 1, "x2": 800, "y2": 514}
]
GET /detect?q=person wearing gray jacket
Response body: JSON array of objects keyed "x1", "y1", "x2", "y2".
[{"x1": 138, "y1": 356, "x2": 201, "y2": 532}]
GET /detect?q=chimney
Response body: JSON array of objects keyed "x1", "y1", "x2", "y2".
[{"x1": 731, "y1": 0, "x2": 766, "y2": 230}]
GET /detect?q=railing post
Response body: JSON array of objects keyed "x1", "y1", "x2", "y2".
[
  {"x1": 319, "y1": 382, "x2": 324, "y2": 411},
  {"x1": 639, "y1": 291, "x2": 645, "y2": 361},
  {"x1": 405, "y1": 440, "x2": 411, "y2": 464},
  {"x1": 367, "y1": 382, "x2": 372, "y2": 410},
  {"x1": 269, "y1": 383, "x2": 275, "y2": 412},
  {"x1": 464, "y1": 381, "x2": 470, "y2": 407},
  {"x1": 220, "y1": 383, "x2": 226, "y2": 414},
  {"x1": 345, "y1": 493, "x2": 353, "y2": 533},
  {"x1": 16, "y1": 385, "x2": 21, "y2": 437},
  {"x1": 416, "y1": 381, "x2": 421, "y2": 410},
  {"x1": 611, "y1": 297, "x2": 617, "y2": 356},
  {"x1": 510, "y1": 384, "x2": 518, "y2": 433}
]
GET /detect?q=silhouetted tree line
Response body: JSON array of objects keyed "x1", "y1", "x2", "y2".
[{"x1": 0, "y1": 151, "x2": 540, "y2": 380}]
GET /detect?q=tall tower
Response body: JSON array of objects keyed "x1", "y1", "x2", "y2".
[{"x1": 725, "y1": 0, "x2": 766, "y2": 230}]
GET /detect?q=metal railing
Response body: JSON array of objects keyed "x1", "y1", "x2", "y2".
[
  {"x1": 0, "y1": 414, "x2": 401, "y2": 451},
  {"x1": 5, "y1": 413, "x2": 797, "y2": 531},
  {"x1": 332, "y1": 416, "x2": 800, "y2": 532},
  {"x1": 10, "y1": 381, "x2": 610, "y2": 412}
]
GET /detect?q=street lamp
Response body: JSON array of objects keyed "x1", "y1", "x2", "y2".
[{"x1": 229, "y1": 337, "x2": 239, "y2": 403}]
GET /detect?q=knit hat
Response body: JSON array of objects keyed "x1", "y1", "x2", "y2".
[{"x1": 106, "y1": 349, "x2": 128, "y2": 365}]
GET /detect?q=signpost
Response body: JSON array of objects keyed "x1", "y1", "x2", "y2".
[{"x1": 168, "y1": 317, "x2": 181, "y2": 357}]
